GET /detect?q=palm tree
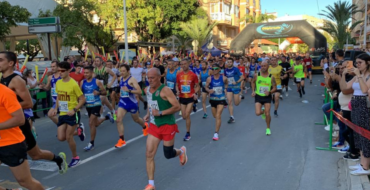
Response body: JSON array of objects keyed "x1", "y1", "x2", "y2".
[
  {"x1": 166, "y1": 35, "x2": 192, "y2": 53},
  {"x1": 319, "y1": 0, "x2": 363, "y2": 49},
  {"x1": 244, "y1": 13, "x2": 276, "y2": 24},
  {"x1": 180, "y1": 18, "x2": 217, "y2": 55}
]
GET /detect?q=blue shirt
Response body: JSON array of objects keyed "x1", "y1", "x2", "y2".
[
  {"x1": 81, "y1": 78, "x2": 101, "y2": 107},
  {"x1": 119, "y1": 76, "x2": 137, "y2": 104},
  {"x1": 166, "y1": 68, "x2": 177, "y2": 90},
  {"x1": 209, "y1": 75, "x2": 225, "y2": 100},
  {"x1": 224, "y1": 67, "x2": 242, "y2": 89}
]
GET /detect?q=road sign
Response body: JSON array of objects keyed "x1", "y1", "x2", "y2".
[
  {"x1": 28, "y1": 17, "x2": 58, "y2": 26},
  {"x1": 28, "y1": 25, "x2": 61, "y2": 33}
]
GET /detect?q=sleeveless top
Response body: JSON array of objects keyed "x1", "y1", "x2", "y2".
[
  {"x1": 255, "y1": 72, "x2": 272, "y2": 97},
  {"x1": 119, "y1": 76, "x2": 137, "y2": 103},
  {"x1": 200, "y1": 69, "x2": 209, "y2": 87},
  {"x1": 209, "y1": 75, "x2": 225, "y2": 100},
  {"x1": 51, "y1": 74, "x2": 61, "y2": 103},
  {"x1": 146, "y1": 85, "x2": 176, "y2": 126},
  {"x1": 94, "y1": 66, "x2": 109, "y2": 85},
  {"x1": 166, "y1": 68, "x2": 177, "y2": 90},
  {"x1": 81, "y1": 78, "x2": 101, "y2": 107}
]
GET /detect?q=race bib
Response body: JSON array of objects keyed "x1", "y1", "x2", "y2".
[
  {"x1": 181, "y1": 85, "x2": 191, "y2": 93},
  {"x1": 296, "y1": 78, "x2": 302, "y2": 82},
  {"x1": 213, "y1": 87, "x2": 223, "y2": 95},
  {"x1": 167, "y1": 81, "x2": 174, "y2": 89},
  {"x1": 149, "y1": 100, "x2": 159, "y2": 123},
  {"x1": 85, "y1": 93, "x2": 95, "y2": 103},
  {"x1": 259, "y1": 86, "x2": 269, "y2": 94},
  {"x1": 277, "y1": 85, "x2": 282, "y2": 90},
  {"x1": 228, "y1": 77, "x2": 235, "y2": 85},
  {"x1": 59, "y1": 101, "x2": 68, "y2": 112},
  {"x1": 51, "y1": 88, "x2": 57, "y2": 97},
  {"x1": 306, "y1": 62, "x2": 310, "y2": 66},
  {"x1": 202, "y1": 82, "x2": 206, "y2": 87},
  {"x1": 220, "y1": 69, "x2": 224, "y2": 75},
  {"x1": 120, "y1": 89, "x2": 129, "y2": 98}
]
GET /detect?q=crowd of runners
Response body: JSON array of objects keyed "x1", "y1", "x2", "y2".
[{"x1": 0, "y1": 50, "x2": 315, "y2": 190}]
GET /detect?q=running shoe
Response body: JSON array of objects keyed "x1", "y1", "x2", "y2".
[
  {"x1": 183, "y1": 133, "x2": 191, "y2": 141},
  {"x1": 77, "y1": 124, "x2": 85, "y2": 142},
  {"x1": 349, "y1": 163, "x2": 362, "y2": 171},
  {"x1": 241, "y1": 95, "x2": 245, "y2": 99},
  {"x1": 332, "y1": 142, "x2": 344, "y2": 149},
  {"x1": 143, "y1": 123, "x2": 149, "y2": 136},
  {"x1": 115, "y1": 139, "x2": 126, "y2": 148},
  {"x1": 144, "y1": 101, "x2": 148, "y2": 110},
  {"x1": 266, "y1": 128, "x2": 271, "y2": 136},
  {"x1": 212, "y1": 133, "x2": 219, "y2": 141},
  {"x1": 310, "y1": 80, "x2": 312, "y2": 84},
  {"x1": 58, "y1": 152, "x2": 68, "y2": 174},
  {"x1": 338, "y1": 145, "x2": 350, "y2": 153},
  {"x1": 203, "y1": 113, "x2": 208, "y2": 119},
  {"x1": 107, "y1": 112, "x2": 114, "y2": 123},
  {"x1": 261, "y1": 107, "x2": 266, "y2": 120},
  {"x1": 68, "y1": 157, "x2": 80, "y2": 168},
  {"x1": 227, "y1": 117, "x2": 235, "y2": 123},
  {"x1": 279, "y1": 94, "x2": 283, "y2": 100},
  {"x1": 143, "y1": 184, "x2": 155, "y2": 190},
  {"x1": 274, "y1": 110, "x2": 278, "y2": 117},
  {"x1": 84, "y1": 143, "x2": 94, "y2": 151},
  {"x1": 179, "y1": 146, "x2": 188, "y2": 166},
  {"x1": 113, "y1": 113, "x2": 117, "y2": 121},
  {"x1": 350, "y1": 167, "x2": 370, "y2": 175},
  {"x1": 343, "y1": 153, "x2": 360, "y2": 161}
]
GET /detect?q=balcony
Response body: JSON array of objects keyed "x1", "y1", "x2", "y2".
[
  {"x1": 217, "y1": 40, "x2": 228, "y2": 46},
  {"x1": 211, "y1": 12, "x2": 232, "y2": 25}
]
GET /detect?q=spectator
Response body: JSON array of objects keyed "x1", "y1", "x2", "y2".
[{"x1": 69, "y1": 64, "x2": 85, "y2": 84}]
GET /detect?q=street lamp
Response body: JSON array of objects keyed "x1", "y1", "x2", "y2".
[
  {"x1": 364, "y1": 0, "x2": 368, "y2": 50},
  {"x1": 123, "y1": 0, "x2": 129, "y2": 64}
]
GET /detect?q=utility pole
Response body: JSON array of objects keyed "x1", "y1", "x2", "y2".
[
  {"x1": 123, "y1": 0, "x2": 129, "y2": 64},
  {"x1": 364, "y1": 0, "x2": 368, "y2": 50}
]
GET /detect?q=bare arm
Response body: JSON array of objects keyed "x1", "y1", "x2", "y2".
[
  {"x1": 339, "y1": 71, "x2": 355, "y2": 91},
  {"x1": 41, "y1": 75, "x2": 52, "y2": 90},
  {"x1": 251, "y1": 74, "x2": 257, "y2": 92},
  {"x1": 106, "y1": 68, "x2": 117, "y2": 88},
  {"x1": 129, "y1": 77, "x2": 143, "y2": 95},
  {"x1": 75, "y1": 95, "x2": 86, "y2": 110},
  {"x1": 270, "y1": 76, "x2": 277, "y2": 94},
  {"x1": 10, "y1": 77, "x2": 33, "y2": 109},
  {"x1": 97, "y1": 80, "x2": 107, "y2": 96},
  {"x1": 0, "y1": 109, "x2": 25, "y2": 130}
]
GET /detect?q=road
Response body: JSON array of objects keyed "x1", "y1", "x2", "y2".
[{"x1": 0, "y1": 75, "x2": 343, "y2": 190}]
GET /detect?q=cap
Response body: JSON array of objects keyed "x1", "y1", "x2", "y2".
[{"x1": 258, "y1": 58, "x2": 262, "y2": 62}]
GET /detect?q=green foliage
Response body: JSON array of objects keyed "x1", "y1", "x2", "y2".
[
  {"x1": 0, "y1": 1, "x2": 31, "y2": 40},
  {"x1": 321, "y1": 31, "x2": 337, "y2": 51},
  {"x1": 297, "y1": 44, "x2": 309, "y2": 53},
  {"x1": 15, "y1": 39, "x2": 42, "y2": 61},
  {"x1": 244, "y1": 13, "x2": 276, "y2": 24},
  {"x1": 319, "y1": 0, "x2": 363, "y2": 49}
]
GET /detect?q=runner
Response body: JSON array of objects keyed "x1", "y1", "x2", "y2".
[
  {"x1": 0, "y1": 52, "x2": 67, "y2": 174},
  {"x1": 143, "y1": 68, "x2": 187, "y2": 190},
  {"x1": 205, "y1": 63, "x2": 228, "y2": 140},
  {"x1": 251, "y1": 61, "x2": 277, "y2": 135},
  {"x1": 80, "y1": 66, "x2": 112, "y2": 151},
  {"x1": 303, "y1": 53, "x2": 313, "y2": 84},
  {"x1": 268, "y1": 57, "x2": 287, "y2": 117},
  {"x1": 130, "y1": 59, "x2": 148, "y2": 110},
  {"x1": 176, "y1": 59, "x2": 199, "y2": 141},
  {"x1": 279, "y1": 56, "x2": 292, "y2": 97},
  {"x1": 248, "y1": 59, "x2": 258, "y2": 88},
  {"x1": 93, "y1": 57, "x2": 116, "y2": 120},
  {"x1": 192, "y1": 60, "x2": 202, "y2": 112},
  {"x1": 164, "y1": 60, "x2": 179, "y2": 95},
  {"x1": 0, "y1": 83, "x2": 44, "y2": 190},
  {"x1": 293, "y1": 57, "x2": 306, "y2": 98},
  {"x1": 224, "y1": 58, "x2": 244, "y2": 123},
  {"x1": 200, "y1": 61, "x2": 211, "y2": 118},
  {"x1": 114, "y1": 64, "x2": 148, "y2": 148},
  {"x1": 105, "y1": 60, "x2": 120, "y2": 118},
  {"x1": 51, "y1": 61, "x2": 86, "y2": 168},
  {"x1": 237, "y1": 58, "x2": 246, "y2": 99}
]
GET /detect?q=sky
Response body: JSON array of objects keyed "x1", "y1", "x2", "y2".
[{"x1": 261, "y1": 0, "x2": 351, "y2": 19}]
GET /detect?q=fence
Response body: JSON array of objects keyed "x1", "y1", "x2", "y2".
[{"x1": 29, "y1": 88, "x2": 53, "y2": 114}]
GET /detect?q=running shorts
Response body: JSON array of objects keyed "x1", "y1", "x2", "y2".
[
  {"x1": 19, "y1": 117, "x2": 36, "y2": 151},
  {"x1": 227, "y1": 87, "x2": 241, "y2": 94},
  {"x1": 118, "y1": 100, "x2": 138, "y2": 114},
  {"x1": 0, "y1": 141, "x2": 27, "y2": 167},
  {"x1": 86, "y1": 106, "x2": 101, "y2": 117},
  {"x1": 281, "y1": 78, "x2": 289, "y2": 86},
  {"x1": 179, "y1": 97, "x2": 195, "y2": 105},
  {"x1": 307, "y1": 68, "x2": 312, "y2": 72},
  {"x1": 294, "y1": 78, "x2": 305, "y2": 83},
  {"x1": 209, "y1": 99, "x2": 227, "y2": 108},
  {"x1": 148, "y1": 123, "x2": 179, "y2": 141},
  {"x1": 57, "y1": 111, "x2": 81, "y2": 127},
  {"x1": 108, "y1": 87, "x2": 120, "y2": 94},
  {"x1": 255, "y1": 94, "x2": 272, "y2": 105}
]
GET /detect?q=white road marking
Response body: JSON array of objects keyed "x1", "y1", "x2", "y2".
[
  {"x1": 43, "y1": 105, "x2": 211, "y2": 180},
  {"x1": 46, "y1": 187, "x2": 56, "y2": 190}
]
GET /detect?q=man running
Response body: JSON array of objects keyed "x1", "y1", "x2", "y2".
[
  {"x1": 293, "y1": 57, "x2": 306, "y2": 98},
  {"x1": 237, "y1": 58, "x2": 246, "y2": 99},
  {"x1": 279, "y1": 56, "x2": 292, "y2": 97},
  {"x1": 51, "y1": 61, "x2": 86, "y2": 167},
  {"x1": 114, "y1": 64, "x2": 148, "y2": 148},
  {"x1": 225, "y1": 58, "x2": 244, "y2": 123},
  {"x1": 200, "y1": 61, "x2": 211, "y2": 118},
  {"x1": 0, "y1": 51, "x2": 67, "y2": 174},
  {"x1": 80, "y1": 66, "x2": 111, "y2": 151},
  {"x1": 176, "y1": 59, "x2": 199, "y2": 141},
  {"x1": 303, "y1": 53, "x2": 313, "y2": 84},
  {"x1": 143, "y1": 68, "x2": 187, "y2": 190},
  {"x1": 164, "y1": 60, "x2": 179, "y2": 95},
  {"x1": 0, "y1": 83, "x2": 44, "y2": 190},
  {"x1": 130, "y1": 59, "x2": 148, "y2": 110},
  {"x1": 105, "y1": 60, "x2": 120, "y2": 118},
  {"x1": 251, "y1": 61, "x2": 277, "y2": 135},
  {"x1": 268, "y1": 57, "x2": 287, "y2": 117},
  {"x1": 205, "y1": 63, "x2": 228, "y2": 141}
]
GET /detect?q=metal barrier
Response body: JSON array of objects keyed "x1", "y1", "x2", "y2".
[{"x1": 29, "y1": 88, "x2": 52, "y2": 113}]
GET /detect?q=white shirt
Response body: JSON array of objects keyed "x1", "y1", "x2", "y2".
[
  {"x1": 130, "y1": 67, "x2": 144, "y2": 82},
  {"x1": 261, "y1": 57, "x2": 269, "y2": 62}
]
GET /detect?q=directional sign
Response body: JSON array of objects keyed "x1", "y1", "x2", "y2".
[
  {"x1": 28, "y1": 25, "x2": 61, "y2": 33},
  {"x1": 28, "y1": 17, "x2": 58, "y2": 26}
]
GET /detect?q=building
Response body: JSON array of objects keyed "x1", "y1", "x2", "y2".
[
  {"x1": 272, "y1": 14, "x2": 325, "y2": 29},
  {"x1": 352, "y1": 0, "x2": 370, "y2": 49},
  {"x1": 200, "y1": 0, "x2": 261, "y2": 49}
]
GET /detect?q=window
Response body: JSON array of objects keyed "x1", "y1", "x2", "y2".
[
  {"x1": 235, "y1": 5, "x2": 239, "y2": 18},
  {"x1": 210, "y1": 3, "x2": 218, "y2": 13},
  {"x1": 223, "y1": 3, "x2": 231, "y2": 14},
  {"x1": 246, "y1": 8, "x2": 250, "y2": 15}
]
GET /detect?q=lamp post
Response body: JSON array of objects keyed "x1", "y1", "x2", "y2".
[
  {"x1": 123, "y1": 0, "x2": 129, "y2": 64},
  {"x1": 364, "y1": 0, "x2": 368, "y2": 50}
]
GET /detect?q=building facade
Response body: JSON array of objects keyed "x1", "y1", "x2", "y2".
[
  {"x1": 200, "y1": 0, "x2": 261, "y2": 49},
  {"x1": 352, "y1": 0, "x2": 370, "y2": 49}
]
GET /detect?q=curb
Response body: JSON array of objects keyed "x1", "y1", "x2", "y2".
[{"x1": 345, "y1": 159, "x2": 370, "y2": 190}]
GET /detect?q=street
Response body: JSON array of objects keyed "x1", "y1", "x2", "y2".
[{"x1": 0, "y1": 75, "x2": 343, "y2": 190}]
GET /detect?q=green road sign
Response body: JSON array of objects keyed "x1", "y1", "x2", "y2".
[{"x1": 28, "y1": 17, "x2": 57, "y2": 25}]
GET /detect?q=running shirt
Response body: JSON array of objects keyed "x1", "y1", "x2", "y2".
[
  {"x1": 130, "y1": 67, "x2": 144, "y2": 83},
  {"x1": 209, "y1": 75, "x2": 226, "y2": 101},
  {"x1": 69, "y1": 72, "x2": 84, "y2": 84},
  {"x1": 51, "y1": 74, "x2": 61, "y2": 104},
  {"x1": 294, "y1": 65, "x2": 305, "y2": 79},
  {"x1": 219, "y1": 64, "x2": 225, "y2": 75},
  {"x1": 255, "y1": 72, "x2": 272, "y2": 97},
  {"x1": 0, "y1": 84, "x2": 25, "y2": 147},
  {"x1": 249, "y1": 63, "x2": 258, "y2": 76},
  {"x1": 108, "y1": 68, "x2": 119, "y2": 88},
  {"x1": 119, "y1": 76, "x2": 137, "y2": 104},
  {"x1": 56, "y1": 78, "x2": 83, "y2": 116},
  {"x1": 192, "y1": 66, "x2": 202, "y2": 77},
  {"x1": 146, "y1": 85, "x2": 176, "y2": 127},
  {"x1": 200, "y1": 69, "x2": 209, "y2": 87},
  {"x1": 224, "y1": 67, "x2": 242, "y2": 89},
  {"x1": 279, "y1": 62, "x2": 292, "y2": 74},
  {"x1": 166, "y1": 68, "x2": 178, "y2": 90},
  {"x1": 94, "y1": 66, "x2": 109, "y2": 85},
  {"x1": 268, "y1": 65, "x2": 285, "y2": 87},
  {"x1": 238, "y1": 65, "x2": 246, "y2": 77},
  {"x1": 81, "y1": 78, "x2": 101, "y2": 108},
  {"x1": 303, "y1": 57, "x2": 312, "y2": 69},
  {"x1": 176, "y1": 71, "x2": 198, "y2": 98}
]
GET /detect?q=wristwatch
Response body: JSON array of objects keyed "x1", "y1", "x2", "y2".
[
  {"x1": 159, "y1": 111, "x2": 163, "y2": 116},
  {"x1": 73, "y1": 108, "x2": 77, "y2": 112},
  {"x1": 129, "y1": 89, "x2": 132, "y2": 93}
]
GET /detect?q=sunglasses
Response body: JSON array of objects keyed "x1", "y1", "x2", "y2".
[
  {"x1": 212, "y1": 67, "x2": 219, "y2": 70},
  {"x1": 58, "y1": 69, "x2": 67, "y2": 73}
]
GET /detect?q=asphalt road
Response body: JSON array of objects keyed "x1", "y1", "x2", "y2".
[{"x1": 0, "y1": 75, "x2": 343, "y2": 190}]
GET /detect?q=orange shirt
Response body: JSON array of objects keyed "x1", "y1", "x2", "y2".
[
  {"x1": 176, "y1": 70, "x2": 199, "y2": 98},
  {"x1": 0, "y1": 84, "x2": 25, "y2": 147}
]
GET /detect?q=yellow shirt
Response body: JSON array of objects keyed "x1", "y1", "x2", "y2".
[
  {"x1": 268, "y1": 65, "x2": 283, "y2": 85},
  {"x1": 56, "y1": 78, "x2": 83, "y2": 116}
]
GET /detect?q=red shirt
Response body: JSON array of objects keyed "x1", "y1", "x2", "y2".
[
  {"x1": 69, "y1": 72, "x2": 85, "y2": 84},
  {"x1": 238, "y1": 66, "x2": 246, "y2": 76},
  {"x1": 303, "y1": 58, "x2": 312, "y2": 68},
  {"x1": 176, "y1": 70, "x2": 198, "y2": 98}
]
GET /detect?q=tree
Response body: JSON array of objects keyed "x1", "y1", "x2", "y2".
[
  {"x1": 244, "y1": 13, "x2": 276, "y2": 24},
  {"x1": 0, "y1": 2, "x2": 31, "y2": 40},
  {"x1": 180, "y1": 18, "x2": 217, "y2": 55},
  {"x1": 319, "y1": 0, "x2": 362, "y2": 49},
  {"x1": 15, "y1": 39, "x2": 42, "y2": 61},
  {"x1": 166, "y1": 35, "x2": 192, "y2": 53}
]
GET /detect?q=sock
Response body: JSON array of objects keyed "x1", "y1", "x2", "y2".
[
  {"x1": 179, "y1": 148, "x2": 184, "y2": 155},
  {"x1": 231, "y1": 116, "x2": 234, "y2": 119},
  {"x1": 90, "y1": 140, "x2": 95, "y2": 146},
  {"x1": 142, "y1": 124, "x2": 147, "y2": 129},
  {"x1": 120, "y1": 135, "x2": 125, "y2": 140},
  {"x1": 149, "y1": 180, "x2": 155, "y2": 186},
  {"x1": 302, "y1": 86, "x2": 305, "y2": 91},
  {"x1": 286, "y1": 88, "x2": 288, "y2": 92},
  {"x1": 111, "y1": 110, "x2": 115, "y2": 114},
  {"x1": 298, "y1": 90, "x2": 302, "y2": 96},
  {"x1": 186, "y1": 132, "x2": 190, "y2": 135},
  {"x1": 73, "y1": 156, "x2": 80, "y2": 159}
]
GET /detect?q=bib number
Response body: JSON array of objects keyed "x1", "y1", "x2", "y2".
[
  {"x1": 167, "y1": 81, "x2": 174, "y2": 89},
  {"x1": 148, "y1": 100, "x2": 159, "y2": 123},
  {"x1": 306, "y1": 62, "x2": 310, "y2": 66},
  {"x1": 277, "y1": 85, "x2": 282, "y2": 90},
  {"x1": 181, "y1": 85, "x2": 191, "y2": 94},
  {"x1": 296, "y1": 78, "x2": 302, "y2": 82},
  {"x1": 228, "y1": 77, "x2": 235, "y2": 85},
  {"x1": 51, "y1": 88, "x2": 57, "y2": 97},
  {"x1": 59, "y1": 101, "x2": 68, "y2": 112},
  {"x1": 213, "y1": 87, "x2": 223, "y2": 95},
  {"x1": 85, "y1": 93, "x2": 95, "y2": 103},
  {"x1": 120, "y1": 89, "x2": 129, "y2": 98},
  {"x1": 202, "y1": 82, "x2": 206, "y2": 87},
  {"x1": 259, "y1": 86, "x2": 269, "y2": 94}
]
